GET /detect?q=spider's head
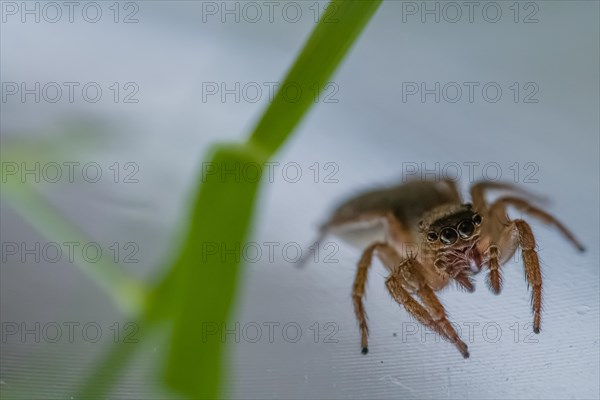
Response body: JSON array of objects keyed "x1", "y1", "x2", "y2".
[{"x1": 418, "y1": 203, "x2": 483, "y2": 252}]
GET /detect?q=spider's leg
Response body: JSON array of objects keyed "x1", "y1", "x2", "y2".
[
  {"x1": 488, "y1": 217, "x2": 543, "y2": 333},
  {"x1": 513, "y1": 220, "x2": 543, "y2": 333},
  {"x1": 470, "y1": 181, "x2": 546, "y2": 212},
  {"x1": 414, "y1": 278, "x2": 470, "y2": 358},
  {"x1": 483, "y1": 194, "x2": 584, "y2": 294},
  {"x1": 485, "y1": 244, "x2": 503, "y2": 294},
  {"x1": 352, "y1": 241, "x2": 388, "y2": 354},
  {"x1": 385, "y1": 259, "x2": 470, "y2": 358},
  {"x1": 490, "y1": 196, "x2": 585, "y2": 252}
]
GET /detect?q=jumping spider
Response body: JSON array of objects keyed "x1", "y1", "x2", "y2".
[{"x1": 302, "y1": 179, "x2": 584, "y2": 358}]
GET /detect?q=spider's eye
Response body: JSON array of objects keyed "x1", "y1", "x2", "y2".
[
  {"x1": 439, "y1": 228, "x2": 458, "y2": 245},
  {"x1": 418, "y1": 220, "x2": 425, "y2": 230},
  {"x1": 427, "y1": 231, "x2": 438, "y2": 242},
  {"x1": 457, "y1": 220, "x2": 475, "y2": 239},
  {"x1": 472, "y1": 214, "x2": 482, "y2": 225}
]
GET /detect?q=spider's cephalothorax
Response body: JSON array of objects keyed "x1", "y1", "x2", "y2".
[
  {"x1": 301, "y1": 179, "x2": 585, "y2": 358},
  {"x1": 419, "y1": 203, "x2": 485, "y2": 291}
]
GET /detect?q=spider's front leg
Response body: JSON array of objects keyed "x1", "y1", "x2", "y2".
[
  {"x1": 472, "y1": 182, "x2": 584, "y2": 295},
  {"x1": 486, "y1": 219, "x2": 542, "y2": 332},
  {"x1": 514, "y1": 220, "x2": 543, "y2": 333},
  {"x1": 482, "y1": 196, "x2": 584, "y2": 333},
  {"x1": 385, "y1": 258, "x2": 470, "y2": 358}
]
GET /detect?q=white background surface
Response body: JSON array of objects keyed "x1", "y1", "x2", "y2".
[{"x1": 1, "y1": 1, "x2": 599, "y2": 399}]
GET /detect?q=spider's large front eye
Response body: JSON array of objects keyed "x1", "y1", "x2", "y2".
[
  {"x1": 458, "y1": 220, "x2": 475, "y2": 238},
  {"x1": 427, "y1": 231, "x2": 438, "y2": 242},
  {"x1": 439, "y1": 228, "x2": 458, "y2": 245},
  {"x1": 472, "y1": 214, "x2": 482, "y2": 225}
]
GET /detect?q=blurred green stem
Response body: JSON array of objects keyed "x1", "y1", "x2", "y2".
[
  {"x1": 162, "y1": 1, "x2": 382, "y2": 398},
  {"x1": 1, "y1": 182, "x2": 146, "y2": 314}
]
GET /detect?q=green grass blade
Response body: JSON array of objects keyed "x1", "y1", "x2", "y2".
[
  {"x1": 249, "y1": 0, "x2": 382, "y2": 155},
  {"x1": 162, "y1": 144, "x2": 266, "y2": 398},
  {"x1": 162, "y1": 2, "x2": 382, "y2": 398},
  {"x1": 77, "y1": 321, "x2": 145, "y2": 399}
]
